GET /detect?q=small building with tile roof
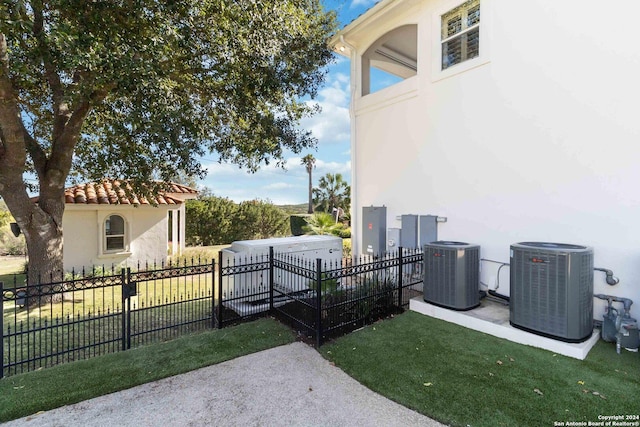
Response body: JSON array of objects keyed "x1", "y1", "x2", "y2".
[{"x1": 58, "y1": 180, "x2": 198, "y2": 271}]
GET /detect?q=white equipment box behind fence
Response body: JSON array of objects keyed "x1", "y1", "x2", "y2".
[{"x1": 220, "y1": 235, "x2": 343, "y2": 314}]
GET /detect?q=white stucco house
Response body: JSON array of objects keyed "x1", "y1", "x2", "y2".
[
  {"x1": 332, "y1": 0, "x2": 640, "y2": 320},
  {"x1": 58, "y1": 180, "x2": 198, "y2": 271}
]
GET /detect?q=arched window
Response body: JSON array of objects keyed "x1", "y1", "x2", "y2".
[{"x1": 105, "y1": 214, "x2": 126, "y2": 252}]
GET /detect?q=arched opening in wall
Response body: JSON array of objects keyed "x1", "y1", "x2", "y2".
[{"x1": 362, "y1": 25, "x2": 417, "y2": 96}]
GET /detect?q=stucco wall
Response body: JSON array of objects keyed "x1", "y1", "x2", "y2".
[
  {"x1": 63, "y1": 205, "x2": 173, "y2": 272},
  {"x1": 348, "y1": 0, "x2": 640, "y2": 318}
]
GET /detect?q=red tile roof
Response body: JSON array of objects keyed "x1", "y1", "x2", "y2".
[{"x1": 62, "y1": 180, "x2": 198, "y2": 205}]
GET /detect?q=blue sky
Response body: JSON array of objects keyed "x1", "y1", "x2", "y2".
[{"x1": 198, "y1": 1, "x2": 377, "y2": 205}]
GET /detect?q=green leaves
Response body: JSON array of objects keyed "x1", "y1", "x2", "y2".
[
  {"x1": 185, "y1": 196, "x2": 289, "y2": 245},
  {"x1": 302, "y1": 211, "x2": 348, "y2": 237},
  {"x1": 0, "y1": 0, "x2": 336, "y2": 282},
  {"x1": 2, "y1": 0, "x2": 337, "y2": 183},
  {"x1": 313, "y1": 173, "x2": 350, "y2": 214}
]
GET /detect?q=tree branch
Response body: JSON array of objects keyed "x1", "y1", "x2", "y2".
[
  {"x1": 0, "y1": 34, "x2": 30, "y2": 211},
  {"x1": 23, "y1": 122, "x2": 47, "y2": 177},
  {"x1": 0, "y1": 33, "x2": 26, "y2": 166},
  {"x1": 46, "y1": 87, "x2": 110, "y2": 188},
  {"x1": 32, "y1": 0, "x2": 68, "y2": 141}
]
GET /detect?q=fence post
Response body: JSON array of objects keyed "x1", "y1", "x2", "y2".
[
  {"x1": 120, "y1": 269, "x2": 127, "y2": 351},
  {"x1": 398, "y1": 247, "x2": 404, "y2": 309},
  {"x1": 1, "y1": 281, "x2": 4, "y2": 379},
  {"x1": 316, "y1": 258, "x2": 322, "y2": 347},
  {"x1": 211, "y1": 259, "x2": 216, "y2": 329},
  {"x1": 126, "y1": 268, "x2": 132, "y2": 350},
  {"x1": 269, "y1": 247, "x2": 274, "y2": 312},
  {"x1": 217, "y1": 251, "x2": 223, "y2": 329}
]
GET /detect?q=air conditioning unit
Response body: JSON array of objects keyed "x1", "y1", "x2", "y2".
[
  {"x1": 510, "y1": 242, "x2": 593, "y2": 342},
  {"x1": 423, "y1": 241, "x2": 480, "y2": 310}
]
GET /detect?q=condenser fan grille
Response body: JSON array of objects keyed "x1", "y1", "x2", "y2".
[
  {"x1": 510, "y1": 242, "x2": 593, "y2": 342},
  {"x1": 423, "y1": 241, "x2": 480, "y2": 310}
]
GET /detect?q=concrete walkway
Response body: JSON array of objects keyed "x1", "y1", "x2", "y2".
[{"x1": 6, "y1": 342, "x2": 444, "y2": 427}]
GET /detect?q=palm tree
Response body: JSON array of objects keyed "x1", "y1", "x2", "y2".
[
  {"x1": 301, "y1": 154, "x2": 316, "y2": 214},
  {"x1": 302, "y1": 212, "x2": 346, "y2": 237},
  {"x1": 313, "y1": 173, "x2": 350, "y2": 214}
]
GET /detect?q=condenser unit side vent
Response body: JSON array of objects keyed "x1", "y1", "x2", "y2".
[
  {"x1": 510, "y1": 242, "x2": 593, "y2": 343},
  {"x1": 423, "y1": 241, "x2": 480, "y2": 310}
]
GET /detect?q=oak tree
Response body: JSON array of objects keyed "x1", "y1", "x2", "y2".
[{"x1": 0, "y1": 0, "x2": 336, "y2": 287}]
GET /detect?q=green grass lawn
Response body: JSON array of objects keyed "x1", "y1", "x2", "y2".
[
  {"x1": 0, "y1": 246, "x2": 229, "y2": 290},
  {"x1": 323, "y1": 311, "x2": 640, "y2": 427},
  {"x1": 0, "y1": 256, "x2": 26, "y2": 289},
  {"x1": 5, "y1": 249, "x2": 639, "y2": 426},
  {"x1": 172, "y1": 244, "x2": 230, "y2": 264},
  {"x1": 0, "y1": 318, "x2": 296, "y2": 423}
]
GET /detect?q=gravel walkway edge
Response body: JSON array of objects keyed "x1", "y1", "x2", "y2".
[{"x1": 5, "y1": 342, "x2": 444, "y2": 427}]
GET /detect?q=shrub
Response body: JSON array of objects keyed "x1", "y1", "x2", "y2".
[
  {"x1": 169, "y1": 247, "x2": 218, "y2": 265},
  {"x1": 186, "y1": 197, "x2": 289, "y2": 245},
  {"x1": 342, "y1": 239, "x2": 352, "y2": 259},
  {"x1": 302, "y1": 212, "x2": 348, "y2": 237},
  {"x1": 339, "y1": 226, "x2": 351, "y2": 238}
]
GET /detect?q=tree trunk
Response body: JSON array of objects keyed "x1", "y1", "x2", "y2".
[
  {"x1": 15, "y1": 196, "x2": 65, "y2": 305},
  {"x1": 23, "y1": 212, "x2": 65, "y2": 305},
  {"x1": 307, "y1": 169, "x2": 313, "y2": 214},
  {"x1": 0, "y1": 179, "x2": 66, "y2": 306}
]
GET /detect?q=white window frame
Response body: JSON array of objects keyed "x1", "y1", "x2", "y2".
[
  {"x1": 104, "y1": 214, "x2": 127, "y2": 253},
  {"x1": 432, "y1": 0, "x2": 490, "y2": 81}
]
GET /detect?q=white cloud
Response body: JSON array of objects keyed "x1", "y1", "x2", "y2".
[
  {"x1": 199, "y1": 155, "x2": 351, "y2": 205},
  {"x1": 196, "y1": 62, "x2": 353, "y2": 205},
  {"x1": 301, "y1": 103, "x2": 350, "y2": 143},
  {"x1": 201, "y1": 161, "x2": 239, "y2": 177},
  {"x1": 332, "y1": 55, "x2": 350, "y2": 66},
  {"x1": 321, "y1": 77, "x2": 350, "y2": 104},
  {"x1": 263, "y1": 182, "x2": 296, "y2": 190},
  {"x1": 203, "y1": 158, "x2": 286, "y2": 178},
  {"x1": 315, "y1": 159, "x2": 351, "y2": 177},
  {"x1": 300, "y1": 73, "x2": 351, "y2": 145},
  {"x1": 335, "y1": 73, "x2": 350, "y2": 85},
  {"x1": 350, "y1": 0, "x2": 376, "y2": 8}
]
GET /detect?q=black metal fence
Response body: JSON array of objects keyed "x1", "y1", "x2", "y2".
[
  {"x1": 217, "y1": 252, "x2": 271, "y2": 327},
  {"x1": 2, "y1": 248, "x2": 423, "y2": 377},
  {"x1": 2, "y1": 260, "x2": 214, "y2": 378},
  {"x1": 272, "y1": 248, "x2": 423, "y2": 346},
  {"x1": 218, "y1": 247, "x2": 424, "y2": 346}
]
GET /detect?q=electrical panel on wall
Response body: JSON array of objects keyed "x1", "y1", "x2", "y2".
[{"x1": 362, "y1": 206, "x2": 386, "y2": 255}]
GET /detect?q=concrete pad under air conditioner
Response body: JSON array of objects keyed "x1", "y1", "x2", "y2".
[{"x1": 410, "y1": 297, "x2": 600, "y2": 360}]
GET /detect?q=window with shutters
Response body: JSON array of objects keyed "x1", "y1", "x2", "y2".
[{"x1": 441, "y1": 0, "x2": 480, "y2": 70}]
